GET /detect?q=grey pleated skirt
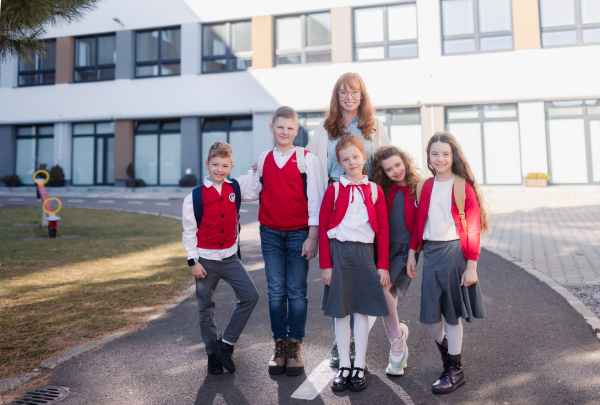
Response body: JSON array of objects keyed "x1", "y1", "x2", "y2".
[
  {"x1": 389, "y1": 242, "x2": 419, "y2": 295},
  {"x1": 420, "y1": 240, "x2": 486, "y2": 325},
  {"x1": 322, "y1": 239, "x2": 390, "y2": 318}
]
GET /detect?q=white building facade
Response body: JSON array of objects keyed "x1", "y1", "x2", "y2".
[{"x1": 1, "y1": 0, "x2": 599, "y2": 186}]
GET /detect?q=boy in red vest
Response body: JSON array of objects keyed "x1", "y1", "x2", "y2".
[
  {"x1": 182, "y1": 142, "x2": 260, "y2": 375},
  {"x1": 256, "y1": 106, "x2": 325, "y2": 376}
]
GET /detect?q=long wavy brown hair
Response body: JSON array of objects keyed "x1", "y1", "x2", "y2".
[
  {"x1": 324, "y1": 73, "x2": 376, "y2": 140},
  {"x1": 426, "y1": 132, "x2": 490, "y2": 233},
  {"x1": 372, "y1": 145, "x2": 422, "y2": 198},
  {"x1": 335, "y1": 135, "x2": 368, "y2": 176}
]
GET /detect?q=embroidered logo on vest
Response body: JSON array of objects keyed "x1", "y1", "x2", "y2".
[{"x1": 229, "y1": 193, "x2": 235, "y2": 202}]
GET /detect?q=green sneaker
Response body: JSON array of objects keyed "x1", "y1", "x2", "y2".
[{"x1": 330, "y1": 342, "x2": 340, "y2": 368}]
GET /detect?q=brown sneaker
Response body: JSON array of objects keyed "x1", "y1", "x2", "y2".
[
  {"x1": 286, "y1": 338, "x2": 305, "y2": 376},
  {"x1": 269, "y1": 338, "x2": 287, "y2": 375}
]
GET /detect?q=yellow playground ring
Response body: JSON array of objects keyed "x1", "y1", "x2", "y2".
[
  {"x1": 42, "y1": 197, "x2": 62, "y2": 215},
  {"x1": 33, "y1": 170, "x2": 50, "y2": 186}
]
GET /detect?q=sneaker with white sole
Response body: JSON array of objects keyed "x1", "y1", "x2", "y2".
[{"x1": 386, "y1": 323, "x2": 409, "y2": 375}]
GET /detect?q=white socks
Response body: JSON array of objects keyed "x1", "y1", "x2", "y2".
[
  {"x1": 426, "y1": 318, "x2": 464, "y2": 355},
  {"x1": 335, "y1": 313, "x2": 369, "y2": 378}
]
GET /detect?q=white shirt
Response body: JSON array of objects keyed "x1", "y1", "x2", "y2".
[
  {"x1": 182, "y1": 173, "x2": 259, "y2": 261},
  {"x1": 327, "y1": 175, "x2": 375, "y2": 244},
  {"x1": 247, "y1": 146, "x2": 325, "y2": 226},
  {"x1": 423, "y1": 176, "x2": 459, "y2": 241}
]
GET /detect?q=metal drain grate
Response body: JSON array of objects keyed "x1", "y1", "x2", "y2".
[{"x1": 10, "y1": 386, "x2": 70, "y2": 405}]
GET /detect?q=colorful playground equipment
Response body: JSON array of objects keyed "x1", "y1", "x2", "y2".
[{"x1": 33, "y1": 170, "x2": 62, "y2": 238}]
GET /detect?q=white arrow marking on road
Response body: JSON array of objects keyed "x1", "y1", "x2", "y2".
[
  {"x1": 98, "y1": 200, "x2": 115, "y2": 204},
  {"x1": 155, "y1": 202, "x2": 170, "y2": 206},
  {"x1": 128, "y1": 201, "x2": 143, "y2": 204},
  {"x1": 67, "y1": 199, "x2": 84, "y2": 203}
]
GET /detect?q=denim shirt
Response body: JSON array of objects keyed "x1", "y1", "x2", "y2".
[{"x1": 327, "y1": 116, "x2": 374, "y2": 182}]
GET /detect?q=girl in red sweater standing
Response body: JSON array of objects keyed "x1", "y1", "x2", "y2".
[
  {"x1": 407, "y1": 132, "x2": 488, "y2": 394},
  {"x1": 319, "y1": 135, "x2": 390, "y2": 392},
  {"x1": 372, "y1": 146, "x2": 422, "y2": 376}
]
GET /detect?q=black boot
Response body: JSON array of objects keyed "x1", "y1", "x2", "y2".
[
  {"x1": 435, "y1": 335, "x2": 448, "y2": 364},
  {"x1": 432, "y1": 354, "x2": 465, "y2": 394},
  {"x1": 209, "y1": 336, "x2": 236, "y2": 373},
  {"x1": 207, "y1": 354, "x2": 223, "y2": 375}
]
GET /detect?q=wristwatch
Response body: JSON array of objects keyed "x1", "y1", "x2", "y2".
[{"x1": 187, "y1": 258, "x2": 199, "y2": 266}]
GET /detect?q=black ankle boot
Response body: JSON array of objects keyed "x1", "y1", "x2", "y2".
[
  {"x1": 435, "y1": 335, "x2": 448, "y2": 364},
  {"x1": 209, "y1": 336, "x2": 236, "y2": 373},
  {"x1": 207, "y1": 353, "x2": 223, "y2": 375},
  {"x1": 432, "y1": 354, "x2": 465, "y2": 394}
]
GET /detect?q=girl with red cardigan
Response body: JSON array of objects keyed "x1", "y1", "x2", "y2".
[
  {"x1": 372, "y1": 146, "x2": 422, "y2": 376},
  {"x1": 319, "y1": 135, "x2": 390, "y2": 392},
  {"x1": 407, "y1": 132, "x2": 488, "y2": 394}
]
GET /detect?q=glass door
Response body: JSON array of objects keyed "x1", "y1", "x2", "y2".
[{"x1": 72, "y1": 122, "x2": 115, "y2": 185}]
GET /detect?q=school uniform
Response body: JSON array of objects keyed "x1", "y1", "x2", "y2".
[
  {"x1": 409, "y1": 177, "x2": 486, "y2": 326},
  {"x1": 319, "y1": 175, "x2": 390, "y2": 318},
  {"x1": 182, "y1": 174, "x2": 260, "y2": 355}
]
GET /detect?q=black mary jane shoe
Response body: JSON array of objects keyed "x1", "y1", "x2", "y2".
[
  {"x1": 207, "y1": 353, "x2": 224, "y2": 375},
  {"x1": 331, "y1": 367, "x2": 351, "y2": 391},
  {"x1": 349, "y1": 367, "x2": 368, "y2": 391}
]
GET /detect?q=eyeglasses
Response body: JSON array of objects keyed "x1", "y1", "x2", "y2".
[{"x1": 338, "y1": 90, "x2": 361, "y2": 99}]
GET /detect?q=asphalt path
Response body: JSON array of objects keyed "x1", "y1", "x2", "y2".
[{"x1": 4, "y1": 198, "x2": 600, "y2": 404}]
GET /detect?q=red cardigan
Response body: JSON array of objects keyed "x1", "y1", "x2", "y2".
[
  {"x1": 386, "y1": 185, "x2": 418, "y2": 235},
  {"x1": 319, "y1": 182, "x2": 389, "y2": 270},
  {"x1": 408, "y1": 178, "x2": 481, "y2": 261}
]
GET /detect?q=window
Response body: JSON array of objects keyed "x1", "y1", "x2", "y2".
[
  {"x1": 293, "y1": 113, "x2": 324, "y2": 147},
  {"x1": 135, "y1": 28, "x2": 181, "y2": 77},
  {"x1": 446, "y1": 104, "x2": 521, "y2": 184},
  {"x1": 202, "y1": 21, "x2": 253, "y2": 72},
  {"x1": 275, "y1": 12, "x2": 332, "y2": 65},
  {"x1": 18, "y1": 40, "x2": 56, "y2": 86},
  {"x1": 539, "y1": 0, "x2": 600, "y2": 47},
  {"x1": 134, "y1": 120, "x2": 181, "y2": 185},
  {"x1": 72, "y1": 122, "x2": 115, "y2": 185},
  {"x1": 377, "y1": 108, "x2": 424, "y2": 169},
  {"x1": 201, "y1": 117, "x2": 253, "y2": 179},
  {"x1": 441, "y1": 0, "x2": 513, "y2": 54},
  {"x1": 545, "y1": 99, "x2": 600, "y2": 184},
  {"x1": 74, "y1": 34, "x2": 116, "y2": 82},
  {"x1": 354, "y1": 3, "x2": 418, "y2": 61},
  {"x1": 15, "y1": 125, "x2": 54, "y2": 185}
]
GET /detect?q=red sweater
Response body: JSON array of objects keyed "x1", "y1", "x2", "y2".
[
  {"x1": 386, "y1": 185, "x2": 418, "y2": 235},
  {"x1": 409, "y1": 178, "x2": 481, "y2": 261},
  {"x1": 318, "y1": 182, "x2": 389, "y2": 270},
  {"x1": 196, "y1": 182, "x2": 238, "y2": 250}
]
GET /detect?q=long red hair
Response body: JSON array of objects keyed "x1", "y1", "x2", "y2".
[{"x1": 324, "y1": 72, "x2": 376, "y2": 140}]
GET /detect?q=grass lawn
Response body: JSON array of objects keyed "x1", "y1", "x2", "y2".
[{"x1": 0, "y1": 207, "x2": 191, "y2": 380}]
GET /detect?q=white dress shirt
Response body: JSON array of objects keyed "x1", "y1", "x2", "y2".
[
  {"x1": 423, "y1": 176, "x2": 459, "y2": 241},
  {"x1": 327, "y1": 175, "x2": 375, "y2": 244},
  {"x1": 182, "y1": 173, "x2": 259, "y2": 261},
  {"x1": 246, "y1": 146, "x2": 325, "y2": 226}
]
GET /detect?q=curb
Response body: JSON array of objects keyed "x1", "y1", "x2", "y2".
[
  {"x1": 485, "y1": 247, "x2": 600, "y2": 336},
  {"x1": 0, "y1": 372, "x2": 41, "y2": 395}
]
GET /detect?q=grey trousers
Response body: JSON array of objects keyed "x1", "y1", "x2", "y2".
[{"x1": 195, "y1": 254, "x2": 259, "y2": 355}]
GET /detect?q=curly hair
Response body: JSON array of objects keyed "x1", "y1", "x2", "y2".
[
  {"x1": 426, "y1": 132, "x2": 490, "y2": 233},
  {"x1": 372, "y1": 145, "x2": 422, "y2": 198}
]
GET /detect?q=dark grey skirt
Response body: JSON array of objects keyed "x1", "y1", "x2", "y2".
[
  {"x1": 389, "y1": 242, "x2": 419, "y2": 295},
  {"x1": 420, "y1": 240, "x2": 486, "y2": 325},
  {"x1": 322, "y1": 239, "x2": 390, "y2": 318}
]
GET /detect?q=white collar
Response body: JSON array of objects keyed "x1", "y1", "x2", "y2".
[
  {"x1": 274, "y1": 146, "x2": 296, "y2": 156},
  {"x1": 340, "y1": 175, "x2": 369, "y2": 186},
  {"x1": 204, "y1": 176, "x2": 232, "y2": 188}
]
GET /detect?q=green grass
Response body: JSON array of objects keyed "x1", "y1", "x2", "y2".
[{"x1": 0, "y1": 207, "x2": 191, "y2": 380}]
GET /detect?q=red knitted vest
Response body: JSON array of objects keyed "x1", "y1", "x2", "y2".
[{"x1": 196, "y1": 182, "x2": 238, "y2": 249}]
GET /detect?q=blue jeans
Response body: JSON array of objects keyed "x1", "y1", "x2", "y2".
[{"x1": 260, "y1": 224, "x2": 309, "y2": 342}]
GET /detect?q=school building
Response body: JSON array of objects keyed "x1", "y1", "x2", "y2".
[{"x1": 0, "y1": 0, "x2": 598, "y2": 187}]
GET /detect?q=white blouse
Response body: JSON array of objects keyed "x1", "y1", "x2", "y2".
[
  {"x1": 327, "y1": 175, "x2": 375, "y2": 244},
  {"x1": 423, "y1": 176, "x2": 459, "y2": 242}
]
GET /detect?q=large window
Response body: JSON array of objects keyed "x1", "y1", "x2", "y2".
[
  {"x1": 539, "y1": 0, "x2": 600, "y2": 47},
  {"x1": 135, "y1": 28, "x2": 181, "y2": 78},
  {"x1": 446, "y1": 104, "x2": 522, "y2": 184},
  {"x1": 18, "y1": 40, "x2": 56, "y2": 86},
  {"x1": 354, "y1": 3, "x2": 418, "y2": 61},
  {"x1": 441, "y1": 0, "x2": 513, "y2": 54},
  {"x1": 378, "y1": 108, "x2": 424, "y2": 170},
  {"x1": 202, "y1": 21, "x2": 253, "y2": 73},
  {"x1": 545, "y1": 99, "x2": 600, "y2": 184},
  {"x1": 134, "y1": 120, "x2": 181, "y2": 185},
  {"x1": 15, "y1": 125, "x2": 54, "y2": 185},
  {"x1": 72, "y1": 122, "x2": 115, "y2": 185},
  {"x1": 201, "y1": 117, "x2": 253, "y2": 179},
  {"x1": 74, "y1": 34, "x2": 116, "y2": 82},
  {"x1": 275, "y1": 12, "x2": 332, "y2": 65},
  {"x1": 293, "y1": 113, "x2": 324, "y2": 147}
]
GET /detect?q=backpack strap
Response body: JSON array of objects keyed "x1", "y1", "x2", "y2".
[
  {"x1": 257, "y1": 150, "x2": 270, "y2": 204},
  {"x1": 229, "y1": 179, "x2": 243, "y2": 260},
  {"x1": 416, "y1": 179, "x2": 426, "y2": 203},
  {"x1": 192, "y1": 185, "x2": 204, "y2": 229},
  {"x1": 295, "y1": 147, "x2": 308, "y2": 201},
  {"x1": 333, "y1": 181, "x2": 340, "y2": 204},
  {"x1": 454, "y1": 176, "x2": 467, "y2": 231}
]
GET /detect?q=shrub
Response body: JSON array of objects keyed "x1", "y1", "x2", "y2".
[
  {"x1": 179, "y1": 174, "x2": 197, "y2": 187},
  {"x1": 126, "y1": 179, "x2": 146, "y2": 188},
  {"x1": 1, "y1": 175, "x2": 21, "y2": 187},
  {"x1": 47, "y1": 165, "x2": 65, "y2": 186},
  {"x1": 524, "y1": 172, "x2": 550, "y2": 181}
]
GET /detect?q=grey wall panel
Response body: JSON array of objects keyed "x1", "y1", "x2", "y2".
[
  {"x1": 181, "y1": 117, "x2": 201, "y2": 185},
  {"x1": 253, "y1": 112, "x2": 274, "y2": 161},
  {"x1": 54, "y1": 123, "x2": 72, "y2": 182},
  {"x1": 0, "y1": 126, "x2": 16, "y2": 184},
  {"x1": 0, "y1": 57, "x2": 18, "y2": 88},
  {"x1": 115, "y1": 30, "x2": 135, "y2": 80},
  {"x1": 331, "y1": 7, "x2": 353, "y2": 64},
  {"x1": 181, "y1": 23, "x2": 201, "y2": 76}
]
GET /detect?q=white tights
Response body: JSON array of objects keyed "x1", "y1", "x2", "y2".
[
  {"x1": 335, "y1": 313, "x2": 369, "y2": 377},
  {"x1": 426, "y1": 318, "x2": 463, "y2": 356}
]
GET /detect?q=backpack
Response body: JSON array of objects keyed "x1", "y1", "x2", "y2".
[
  {"x1": 192, "y1": 179, "x2": 242, "y2": 259},
  {"x1": 416, "y1": 176, "x2": 467, "y2": 231},
  {"x1": 333, "y1": 181, "x2": 379, "y2": 205},
  {"x1": 257, "y1": 147, "x2": 308, "y2": 202}
]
